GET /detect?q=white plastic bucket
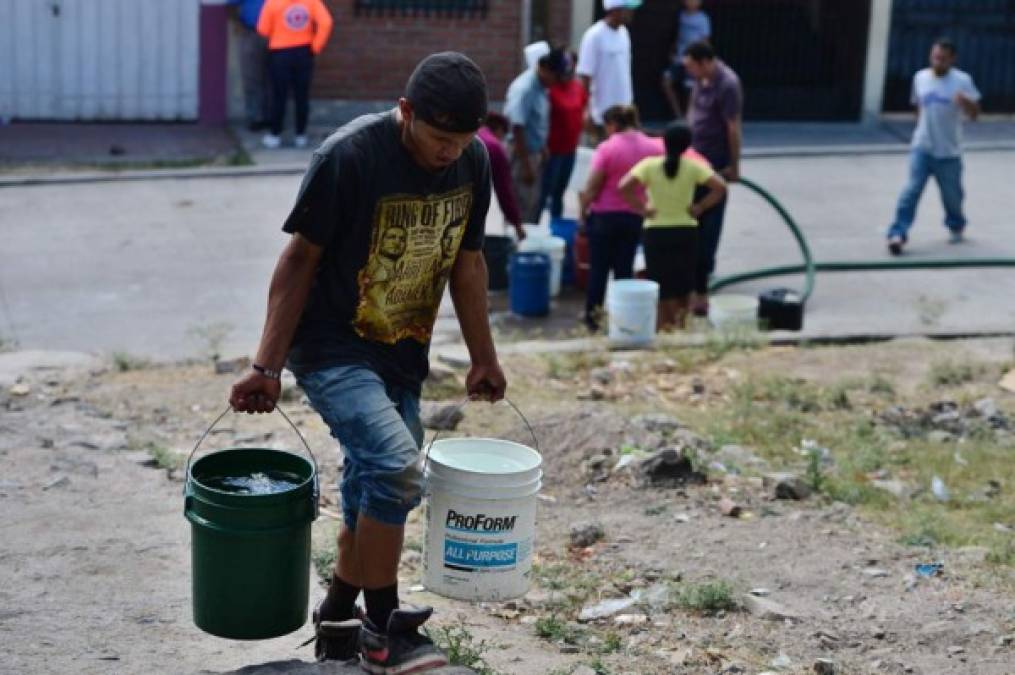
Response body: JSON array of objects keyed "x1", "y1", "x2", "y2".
[
  {"x1": 607, "y1": 279, "x2": 659, "y2": 348},
  {"x1": 709, "y1": 294, "x2": 759, "y2": 329},
  {"x1": 518, "y1": 235, "x2": 566, "y2": 297},
  {"x1": 422, "y1": 438, "x2": 542, "y2": 601}
]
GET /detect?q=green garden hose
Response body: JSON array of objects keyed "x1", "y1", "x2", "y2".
[{"x1": 709, "y1": 176, "x2": 1015, "y2": 303}]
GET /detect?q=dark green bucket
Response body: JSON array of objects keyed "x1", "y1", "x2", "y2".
[{"x1": 184, "y1": 408, "x2": 319, "y2": 640}]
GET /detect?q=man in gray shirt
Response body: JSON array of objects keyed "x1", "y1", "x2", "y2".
[
  {"x1": 683, "y1": 40, "x2": 743, "y2": 316},
  {"x1": 887, "y1": 37, "x2": 981, "y2": 255}
]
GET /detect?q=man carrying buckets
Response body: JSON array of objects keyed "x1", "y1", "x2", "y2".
[{"x1": 229, "y1": 52, "x2": 506, "y2": 672}]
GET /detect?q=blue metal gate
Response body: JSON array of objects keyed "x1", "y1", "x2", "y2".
[{"x1": 884, "y1": 0, "x2": 1015, "y2": 112}]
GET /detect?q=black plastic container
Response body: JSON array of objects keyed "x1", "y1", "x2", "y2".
[{"x1": 758, "y1": 288, "x2": 805, "y2": 331}]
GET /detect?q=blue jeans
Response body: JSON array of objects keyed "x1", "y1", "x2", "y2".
[
  {"x1": 585, "y1": 211, "x2": 644, "y2": 315},
  {"x1": 297, "y1": 365, "x2": 424, "y2": 529},
  {"x1": 888, "y1": 149, "x2": 966, "y2": 239},
  {"x1": 538, "y1": 152, "x2": 577, "y2": 220}
]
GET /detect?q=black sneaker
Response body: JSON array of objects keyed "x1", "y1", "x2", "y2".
[
  {"x1": 307, "y1": 601, "x2": 363, "y2": 662},
  {"x1": 887, "y1": 234, "x2": 906, "y2": 256},
  {"x1": 359, "y1": 606, "x2": 449, "y2": 674}
]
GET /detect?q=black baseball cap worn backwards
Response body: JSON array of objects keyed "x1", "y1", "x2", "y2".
[{"x1": 406, "y1": 52, "x2": 488, "y2": 134}]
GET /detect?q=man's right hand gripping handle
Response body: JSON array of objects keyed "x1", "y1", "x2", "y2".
[{"x1": 230, "y1": 369, "x2": 282, "y2": 414}]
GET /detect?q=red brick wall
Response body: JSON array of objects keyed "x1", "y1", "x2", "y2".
[{"x1": 314, "y1": 1, "x2": 524, "y2": 101}]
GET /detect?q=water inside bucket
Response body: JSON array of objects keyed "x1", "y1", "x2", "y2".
[
  {"x1": 198, "y1": 470, "x2": 304, "y2": 495},
  {"x1": 429, "y1": 441, "x2": 539, "y2": 475}
]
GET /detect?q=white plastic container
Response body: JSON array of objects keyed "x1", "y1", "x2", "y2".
[
  {"x1": 422, "y1": 438, "x2": 542, "y2": 601},
  {"x1": 606, "y1": 279, "x2": 659, "y2": 348},
  {"x1": 518, "y1": 235, "x2": 566, "y2": 297},
  {"x1": 709, "y1": 294, "x2": 759, "y2": 329}
]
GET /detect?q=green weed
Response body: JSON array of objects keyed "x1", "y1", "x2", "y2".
[
  {"x1": 111, "y1": 351, "x2": 151, "y2": 372},
  {"x1": 427, "y1": 623, "x2": 497, "y2": 675},
  {"x1": 927, "y1": 360, "x2": 982, "y2": 387},
  {"x1": 677, "y1": 580, "x2": 737, "y2": 614}
]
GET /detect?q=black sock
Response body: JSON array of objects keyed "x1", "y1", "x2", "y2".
[
  {"x1": 364, "y1": 583, "x2": 399, "y2": 631},
  {"x1": 318, "y1": 574, "x2": 360, "y2": 622}
]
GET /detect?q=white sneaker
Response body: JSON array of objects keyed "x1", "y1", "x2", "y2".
[
  {"x1": 294, "y1": 135, "x2": 309, "y2": 149},
  {"x1": 261, "y1": 133, "x2": 281, "y2": 149}
]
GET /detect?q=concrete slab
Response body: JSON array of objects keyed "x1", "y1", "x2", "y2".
[{"x1": 1, "y1": 146, "x2": 1012, "y2": 362}]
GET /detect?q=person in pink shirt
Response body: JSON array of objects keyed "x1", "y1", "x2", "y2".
[
  {"x1": 577, "y1": 106, "x2": 659, "y2": 330},
  {"x1": 477, "y1": 112, "x2": 526, "y2": 241}
]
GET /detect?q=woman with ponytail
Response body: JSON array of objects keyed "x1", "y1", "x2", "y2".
[
  {"x1": 619, "y1": 120, "x2": 726, "y2": 330},
  {"x1": 577, "y1": 104, "x2": 661, "y2": 332}
]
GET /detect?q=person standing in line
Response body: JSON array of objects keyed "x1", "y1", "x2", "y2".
[
  {"x1": 683, "y1": 40, "x2": 742, "y2": 317},
  {"x1": 886, "y1": 38, "x2": 981, "y2": 255},
  {"x1": 229, "y1": 0, "x2": 271, "y2": 131},
  {"x1": 478, "y1": 112, "x2": 527, "y2": 240},
  {"x1": 619, "y1": 121, "x2": 726, "y2": 330},
  {"x1": 229, "y1": 52, "x2": 504, "y2": 671},
  {"x1": 577, "y1": 0, "x2": 639, "y2": 142},
  {"x1": 577, "y1": 105, "x2": 659, "y2": 332},
  {"x1": 258, "y1": 0, "x2": 333, "y2": 149},
  {"x1": 661, "y1": 0, "x2": 711, "y2": 119},
  {"x1": 504, "y1": 47, "x2": 568, "y2": 224},
  {"x1": 538, "y1": 51, "x2": 589, "y2": 221}
]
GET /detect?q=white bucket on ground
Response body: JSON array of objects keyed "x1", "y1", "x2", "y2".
[
  {"x1": 518, "y1": 235, "x2": 566, "y2": 297},
  {"x1": 709, "y1": 294, "x2": 759, "y2": 329},
  {"x1": 607, "y1": 279, "x2": 660, "y2": 348},
  {"x1": 423, "y1": 438, "x2": 542, "y2": 601}
]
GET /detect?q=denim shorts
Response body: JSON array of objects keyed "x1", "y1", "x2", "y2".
[{"x1": 297, "y1": 364, "x2": 424, "y2": 528}]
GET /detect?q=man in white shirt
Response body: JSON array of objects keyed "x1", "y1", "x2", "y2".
[
  {"x1": 887, "y1": 37, "x2": 981, "y2": 255},
  {"x1": 577, "y1": 0, "x2": 641, "y2": 138}
]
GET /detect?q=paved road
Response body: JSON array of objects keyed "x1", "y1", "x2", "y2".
[{"x1": 1, "y1": 150, "x2": 1013, "y2": 361}]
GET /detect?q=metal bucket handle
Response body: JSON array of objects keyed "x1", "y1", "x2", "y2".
[
  {"x1": 421, "y1": 397, "x2": 539, "y2": 486},
  {"x1": 185, "y1": 405, "x2": 319, "y2": 512}
]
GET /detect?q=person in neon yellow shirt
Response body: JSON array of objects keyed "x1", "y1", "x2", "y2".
[{"x1": 619, "y1": 121, "x2": 725, "y2": 329}]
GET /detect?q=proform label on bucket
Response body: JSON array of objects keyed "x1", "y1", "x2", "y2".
[{"x1": 443, "y1": 541, "x2": 517, "y2": 570}]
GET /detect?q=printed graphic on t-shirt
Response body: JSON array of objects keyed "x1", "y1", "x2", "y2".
[
  {"x1": 284, "y1": 4, "x2": 310, "y2": 30},
  {"x1": 354, "y1": 187, "x2": 473, "y2": 344}
]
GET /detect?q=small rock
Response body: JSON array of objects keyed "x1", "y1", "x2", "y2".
[
  {"x1": 749, "y1": 588, "x2": 771, "y2": 597},
  {"x1": 671, "y1": 428, "x2": 712, "y2": 453},
  {"x1": 871, "y1": 479, "x2": 912, "y2": 499},
  {"x1": 997, "y1": 634, "x2": 1013, "y2": 647},
  {"x1": 742, "y1": 594, "x2": 799, "y2": 622},
  {"x1": 582, "y1": 454, "x2": 614, "y2": 482},
  {"x1": 813, "y1": 658, "x2": 837, "y2": 674},
  {"x1": 569, "y1": 521, "x2": 605, "y2": 548},
  {"x1": 994, "y1": 522, "x2": 1012, "y2": 533},
  {"x1": 579, "y1": 597, "x2": 636, "y2": 622},
  {"x1": 764, "y1": 472, "x2": 812, "y2": 500},
  {"x1": 42, "y1": 476, "x2": 70, "y2": 490},
  {"x1": 674, "y1": 513, "x2": 691, "y2": 523},
  {"x1": 590, "y1": 367, "x2": 613, "y2": 385},
  {"x1": 863, "y1": 568, "x2": 890, "y2": 578},
  {"x1": 632, "y1": 447, "x2": 706, "y2": 488},
  {"x1": 770, "y1": 653, "x2": 792, "y2": 669},
  {"x1": 419, "y1": 402, "x2": 464, "y2": 431},
  {"x1": 632, "y1": 413, "x2": 682, "y2": 434},
  {"x1": 971, "y1": 397, "x2": 999, "y2": 419},
  {"x1": 718, "y1": 497, "x2": 742, "y2": 518},
  {"x1": 946, "y1": 646, "x2": 965, "y2": 656},
  {"x1": 558, "y1": 644, "x2": 582, "y2": 655},
  {"x1": 9, "y1": 382, "x2": 30, "y2": 397},
  {"x1": 614, "y1": 613, "x2": 648, "y2": 625}
]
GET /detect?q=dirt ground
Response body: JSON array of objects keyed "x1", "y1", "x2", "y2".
[{"x1": 1, "y1": 337, "x2": 1013, "y2": 674}]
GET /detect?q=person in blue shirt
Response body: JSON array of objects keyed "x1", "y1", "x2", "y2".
[
  {"x1": 504, "y1": 46, "x2": 568, "y2": 223},
  {"x1": 661, "y1": 0, "x2": 711, "y2": 119},
  {"x1": 229, "y1": 0, "x2": 270, "y2": 131}
]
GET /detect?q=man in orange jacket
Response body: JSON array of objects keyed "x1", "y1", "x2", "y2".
[{"x1": 257, "y1": 0, "x2": 333, "y2": 148}]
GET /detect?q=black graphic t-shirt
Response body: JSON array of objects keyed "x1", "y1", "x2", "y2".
[{"x1": 282, "y1": 110, "x2": 491, "y2": 393}]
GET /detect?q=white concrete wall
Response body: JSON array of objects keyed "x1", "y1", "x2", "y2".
[
  {"x1": 0, "y1": 0, "x2": 199, "y2": 121},
  {"x1": 862, "y1": 0, "x2": 894, "y2": 122}
]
